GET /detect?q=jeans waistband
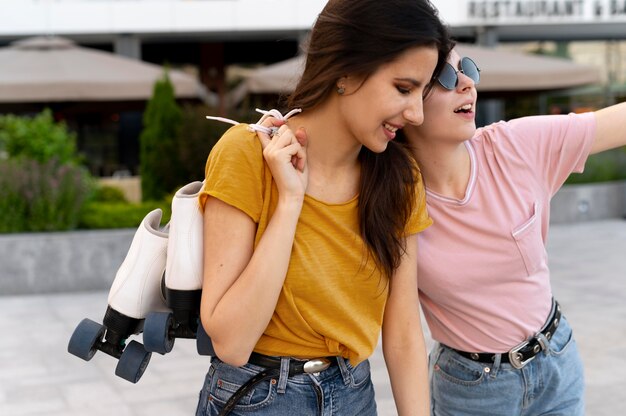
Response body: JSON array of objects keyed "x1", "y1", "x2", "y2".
[
  {"x1": 448, "y1": 299, "x2": 562, "y2": 369},
  {"x1": 214, "y1": 353, "x2": 348, "y2": 416}
]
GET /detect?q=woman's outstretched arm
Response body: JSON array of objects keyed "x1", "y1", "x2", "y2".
[{"x1": 592, "y1": 102, "x2": 626, "y2": 154}]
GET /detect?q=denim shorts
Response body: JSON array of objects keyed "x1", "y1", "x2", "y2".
[
  {"x1": 429, "y1": 316, "x2": 584, "y2": 416},
  {"x1": 195, "y1": 355, "x2": 377, "y2": 416}
]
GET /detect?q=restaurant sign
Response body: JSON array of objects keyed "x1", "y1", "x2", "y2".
[{"x1": 465, "y1": 0, "x2": 626, "y2": 22}]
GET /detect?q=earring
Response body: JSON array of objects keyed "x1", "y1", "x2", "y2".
[{"x1": 337, "y1": 86, "x2": 345, "y2": 95}]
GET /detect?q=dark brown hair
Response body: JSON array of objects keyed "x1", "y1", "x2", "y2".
[{"x1": 288, "y1": 0, "x2": 453, "y2": 279}]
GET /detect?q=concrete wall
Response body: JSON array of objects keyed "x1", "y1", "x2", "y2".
[
  {"x1": 0, "y1": 228, "x2": 134, "y2": 296},
  {"x1": 1, "y1": 181, "x2": 624, "y2": 296},
  {"x1": 550, "y1": 180, "x2": 626, "y2": 224}
]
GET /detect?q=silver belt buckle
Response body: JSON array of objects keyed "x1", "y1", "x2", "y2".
[
  {"x1": 303, "y1": 358, "x2": 331, "y2": 374},
  {"x1": 508, "y1": 339, "x2": 534, "y2": 369}
]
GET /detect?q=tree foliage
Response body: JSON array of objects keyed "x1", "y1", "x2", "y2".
[
  {"x1": 139, "y1": 72, "x2": 183, "y2": 201},
  {"x1": 0, "y1": 109, "x2": 81, "y2": 164}
]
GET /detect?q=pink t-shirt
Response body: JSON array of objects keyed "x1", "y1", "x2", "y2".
[{"x1": 418, "y1": 112, "x2": 596, "y2": 353}]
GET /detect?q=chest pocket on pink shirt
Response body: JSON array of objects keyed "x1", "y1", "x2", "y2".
[{"x1": 511, "y1": 202, "x2": 544, "y2": 276}]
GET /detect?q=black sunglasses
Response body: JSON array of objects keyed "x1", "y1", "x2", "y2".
[{"x1": 437, "y1": 57, "x2": 481, "y2": 90}]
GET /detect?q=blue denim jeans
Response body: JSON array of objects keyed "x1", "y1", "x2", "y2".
[
  {"x1": 195, "y1": 355, "x2": 377, "y2": 415},
  {"x1": 429, "y1": 316, "x2": 584, "y2": 416}
]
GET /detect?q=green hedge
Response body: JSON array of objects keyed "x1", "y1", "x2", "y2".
[
  {"x1": 91, "y1": 184, "x2": 128, "y2": 203},
  {"x1": 566, "y1": 147, "x2": 626, "y2": 185},
  {"x1": 78, "y1": 200, "x2": 171, "y2": 230}
]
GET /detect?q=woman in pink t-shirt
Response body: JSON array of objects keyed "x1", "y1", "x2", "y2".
[{"x1": 403, "y1": 49, "x2": 626, "y2": 415}]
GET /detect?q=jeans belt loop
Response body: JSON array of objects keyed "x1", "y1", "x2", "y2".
[
  {"x1": 489, "y1": 353, "x2": 501, "y2": 378},
  {"x1": 277, "y1": 357, "x2": 289, "y2": 394},
  {"x1": 536, "y1": 332, "x2": 549, "y2": 353},
  {"x1": 336, "y1": 356, "x2": 352, "y2": 386}
]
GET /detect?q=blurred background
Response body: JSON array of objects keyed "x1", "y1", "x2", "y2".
[
  {"x1": 1, "y1": 0, "x2": 625, "y2": 202},
  {"x1": 1, "y1": 2, "x2": 625, "y2": 415},
  {"x1": 0, "y1": 0, "x2": 624, "y2": 284}
]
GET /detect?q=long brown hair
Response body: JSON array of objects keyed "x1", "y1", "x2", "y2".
[{"x1": 288, "y1": 0, "x2": 453, "y2": 279}]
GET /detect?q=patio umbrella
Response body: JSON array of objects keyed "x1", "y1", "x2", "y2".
[
  {"x1": 455, "y1": 43, "x2": 600, "y2": 92},
  {"x1": 0, "y1": 36, "x2": 211, "y2": 103},
  {"x1": 227, "y1": 43, "x2": 600, "y2": 105}
]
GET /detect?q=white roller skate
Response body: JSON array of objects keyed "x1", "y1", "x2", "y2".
[
  {"x1": 68, "y1": 208, "x2": 169, "y2": 383},
  {"x1": 143, "y1": 181, "x2": 214, "y2": 356}
]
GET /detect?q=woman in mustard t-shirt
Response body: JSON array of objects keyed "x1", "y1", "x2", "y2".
[{"x1": 195, "y1": 1, "x2": 452, "y2": 415}]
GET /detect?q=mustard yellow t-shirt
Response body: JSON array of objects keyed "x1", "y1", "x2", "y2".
[{"x1": 199, "y1": 124, "x2": 432, "y2": 365}]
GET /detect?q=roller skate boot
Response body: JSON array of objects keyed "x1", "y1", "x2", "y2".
[
  {"x1": 143, "y1": 181, "x2": 214, "y2": 355},
  {"x1": 68, "y1": 208, "x2": 169, "y2": 383}
]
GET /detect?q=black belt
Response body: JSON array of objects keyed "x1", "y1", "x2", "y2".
[
  {"x1": 450, "y1": 300, "x2": 562, "y2": 369},
  {"x1": 217, "y1": 353, "x2": 338, "y2": 416},
  {"x1": 248, "y1": 352, "x2": 338, "y2": 376}
]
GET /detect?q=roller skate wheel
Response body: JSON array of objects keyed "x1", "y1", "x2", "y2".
[
  {"x1": 68, "y1": 318, "x2": 105, "y2": 361},
  {"x1": 115, "y1": 340, "x2": 151, "y2": 383},
  {"x1": 144, "y1": 312, "x2": 176, "y2": 355}
]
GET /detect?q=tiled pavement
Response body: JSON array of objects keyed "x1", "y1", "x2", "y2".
[{"x1": 1, "y1": 219, "x2": 625, "y2": 415}]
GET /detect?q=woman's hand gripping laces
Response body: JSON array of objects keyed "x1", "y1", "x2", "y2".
[{"x1": 206, "y1": 108, "x2": 308, "y2": 201}]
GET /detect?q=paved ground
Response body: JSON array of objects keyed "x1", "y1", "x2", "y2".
[{"x1": 1, "y1": 219, "x2": 625, "y2": 415}]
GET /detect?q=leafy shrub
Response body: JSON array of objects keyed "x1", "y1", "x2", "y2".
[
  {"x1": 0, "y1": 161, "x2": 28, "y2": 232},
  {"x1": 0, "y1": 158, "x2": 94, "y2": 232},
  {"x1": 78, "y1": 201, "x2": 171, "y2": 230},
  {"x1": 0, "y1": 109, "x2": 95, "y2": 233},
  {"x1": 0, "y1": 109, "x2": 81, "y2": 165}
]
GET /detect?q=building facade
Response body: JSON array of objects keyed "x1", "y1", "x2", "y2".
[{"x1": 2, "y1": 0, "x2": 625, "y2": 176}]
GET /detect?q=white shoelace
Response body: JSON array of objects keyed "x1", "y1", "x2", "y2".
[{"x1": 206, "y1": 108, "x2": 302, "y2": 136}]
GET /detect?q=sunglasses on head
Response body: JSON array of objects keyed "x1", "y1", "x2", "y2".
[{"x1": 437, "y1": 57, "x2": 480, "y2": 90}]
